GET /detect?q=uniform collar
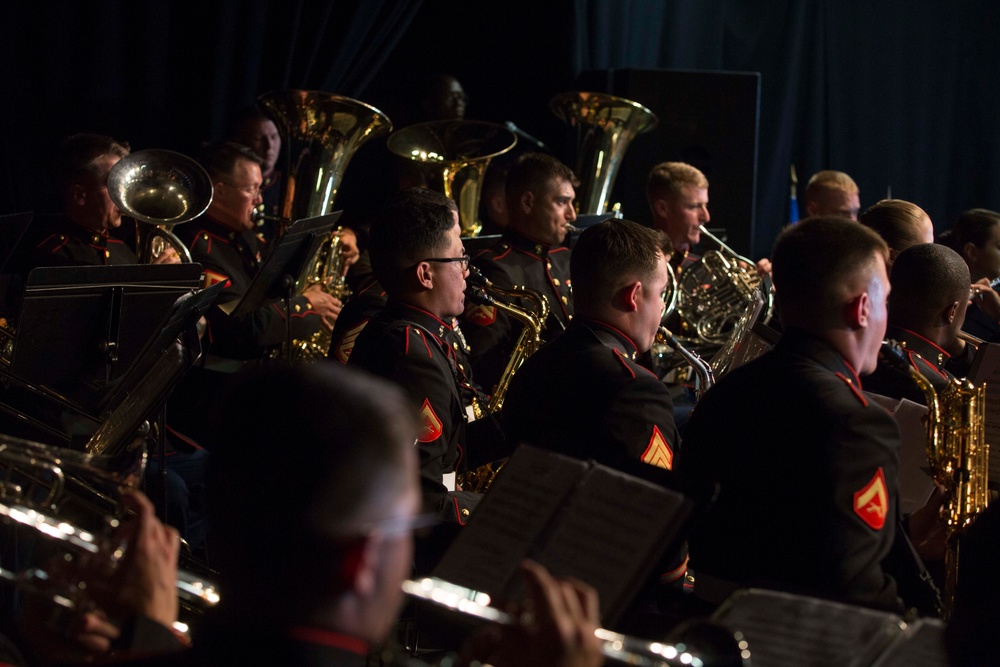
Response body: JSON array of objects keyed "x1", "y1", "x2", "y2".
[
  {"x1": 385, "y1": 301, "x2": 454, "y2": 340},
  {"x1": 579, "y1": 317, "x2": 640, "y2": 360},
  {"x1": 778, "y1": 327, "x2": 865, "y2": 388},
  {"x1": 55, "y1": 217, "x2": 112, "y2": 247},
  {"x1": 886, "y1": 325, "x2": 950, "y2": 370},
  {"x1": 193, "y1": 215, "x2": 253, "y2": 245},
  {"x1": 503, "y1": 228, "x2": 553, "y2": 257}
]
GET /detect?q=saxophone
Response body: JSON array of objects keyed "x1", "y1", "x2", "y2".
[
  {"x1": 879, "y1": 342, "x2": 990, "y2": 617},
  {"x1": 459, "y1": 266, "x2": 549, "y2": 492}
]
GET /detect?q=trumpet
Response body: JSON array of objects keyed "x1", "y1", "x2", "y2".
[{"x1": 402, "y1": 577, "x2": 750, "y2": 667}]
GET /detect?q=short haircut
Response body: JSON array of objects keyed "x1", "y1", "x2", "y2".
[
  {"x1": 196, "y1": 141, "x2": 262, "y2": 182},
  {"x1": 368, "y1": 187, "x2": 458, "y2": 294},
  {"x1": 939, "y1": 208, "x2": 1000, "y2": 253},
  {"x1": 859, "y1": 199, "x2": 931, "y2": 256},
  {"x1": 888, "y1": 243, "x2": 970, "y2": 329},
  {"x1": 803, "y1": 170, "x2": 858, "y2": 208},
  {"x1": 772, "y1": 217, "x2": 888, "y2": 327},
  {"x1": 505, "y1": 152, "x2": 579, "y2": 201},
  {"x1": 54, "y1": 133, "x2": 131, "y2": 199},
  {"x1": 571, "y1": 219, "x2": 670, "y2": 311},
  {"x1": 645, "y1": 161, "x2": 709, "y2": 204},
  {"x1": 206, "y1": 362, "x2": 418, "y2": 598}
]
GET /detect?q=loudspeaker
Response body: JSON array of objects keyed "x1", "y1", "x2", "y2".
[{"x1": 575, "y1": 69, "x2": 761, "y2": 256}]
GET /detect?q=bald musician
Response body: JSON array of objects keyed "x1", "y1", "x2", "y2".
[{"x1": 678, "y1": 217, "x2": 905, "y2": 612}]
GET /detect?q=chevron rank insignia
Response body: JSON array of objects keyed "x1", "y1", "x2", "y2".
[
  {"x1": 641, "y1": 425, "x2": 674, "y2": 470},
  {"x1": 853, "y1": 467, "x2": 888, "y2": 530},
  {"x1": 417, "y1": 398, "x2": 443, "y2": 443},
  {"x1": 332, "y1": 320, "x2": 368, "y2": 364},
  {"x1": 465, "y1": 303, "x2": 497, "y2": 326},
  {"x1": 203, "y1": 269, "x2": 228, "y2": 288}
]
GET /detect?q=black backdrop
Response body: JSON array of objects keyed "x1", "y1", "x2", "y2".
[{"x1": 3, "y1": 0, "x2": 1000, "y2": 258}]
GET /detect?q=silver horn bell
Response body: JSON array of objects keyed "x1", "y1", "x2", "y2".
[{"x1": 107, "y1": 149, "x2": 214, "y2": 263}]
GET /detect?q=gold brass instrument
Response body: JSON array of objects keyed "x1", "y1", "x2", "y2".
[
  {"x1": 0, "y1": 435, "x2": 219, "y2": 610},
  {"x1": 676, "y1": 225, "x2": 774, "y2": 347},
  {"x1": 256, "y1": 90, "x2": 391, "y2": 359},
  {"x1": 879, "y1": 342, "x2": 989, "y2": 618},
  {"x1": 386, "y1": 120, "x2": 517, "y2": 236},
  {"x1": 107, "y1": 149, "x2": 214, "y2": 263},
  {"x1": 549, "y1": 91, "x2": 658, "y2": 215},
  {"x1": 459, "y1": 267, "x2": 549, "y2": 492},
  {"x1": 402, "y1": 577, "x2": 750, "y2": 666}
]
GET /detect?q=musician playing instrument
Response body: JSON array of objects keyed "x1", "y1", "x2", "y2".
[
  {"x1": 345, "y1": 191, "x2": 484, "y2": 529},
  {"x1": 462, "y1": 153, "x2": 576, "y2": 392},
  {"x1": 678, "y1": 217, "x2": 906, "y2": 612},
  {"x1": 503, "y1": 219, "x2": 680, "y2": 472},
  {"x1": 131, "y1": 362, "x2": 602, "y2": 667},
  {"x1": 940, "y1": 208, "x2": 1000, "y2": 343}
]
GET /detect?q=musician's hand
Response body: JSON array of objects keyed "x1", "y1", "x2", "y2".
[
  {"x1": 151, "y1": 247, "x2": 181, "y2": 265},
  {"x1": 909, "y1": 484, "x2": 948, "y2": 561},
  {"x1": 971, "y1": 279, "x2": 1000, "y2": 321},
  {"x1": 303, "y1": 283, "x2": 342, "y2": 329},
  {"x1": 337, "y1": 227, "x2": 360, "y2": 271},
  {"x1": 460, "y1": 560, "x2": 603, "y2": 667},
  {"x1": 755, "y1": 257, "x2": 772, "y2": 277}
]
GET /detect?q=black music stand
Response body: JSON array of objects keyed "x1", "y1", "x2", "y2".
[
  {"x1": 11, "y1": 264, "x2": 204, "y2": 396},
  {"x1": 230, "y1": 212, "x2": 342, "y2": 358}
]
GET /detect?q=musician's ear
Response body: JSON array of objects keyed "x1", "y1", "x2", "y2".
[
  {"x1": 653, "y1": 197, "x2": 669, "y2": 220},
  {"x1": 414, "y1": 261, "x2": 434, "y2": 289},
  {"x1": 519, "y1": 190, "x2": 535, "y2": 215},
  {"x1": 846, "y1": 292, "x2": 868, "y2": 329},
  {"x1": 69, "y1": 183, "x2": 87, "y2": 207},
  {"x1": 619, "y1": 280, "x2": 642, "y2": 313},
  {"x1": 943, "y1": 300, "x2": 960, "y2": 325}
]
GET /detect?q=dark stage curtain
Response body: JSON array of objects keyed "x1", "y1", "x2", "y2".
[
  {"x1": 572, "y1": 0, "x2": 1000, "y2": 257},
  {"x1": 0, "y1": 0, "x2": 422, "y2": 215}
]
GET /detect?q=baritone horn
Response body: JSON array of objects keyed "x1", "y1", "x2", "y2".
[
  {"x1": 107, "y1": 149, "x2": 214, "y2": 263},
  {"x1": 550, "y1": 91, "x2": 658, "y2": 215},
  {"x1": 387, "y1": 120, "x2": 517, "y2": 237}
]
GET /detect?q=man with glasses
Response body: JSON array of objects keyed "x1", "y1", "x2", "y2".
[
  {"x1": 461, "y1": 152, "x2": 578, "y2": 393},
  {"x1": 346, "y1": 188, "x2": 486, "y2": 542}
]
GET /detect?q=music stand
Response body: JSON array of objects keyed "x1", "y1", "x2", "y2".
[
  {"x1": 230, "y1": 212, "x2": 342, "y2": 358},
  {"x1": 11, "y1": 264, "x2": 204, "y2": 396}
]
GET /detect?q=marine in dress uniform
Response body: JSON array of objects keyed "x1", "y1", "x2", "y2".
[
  {"x1": 865, "y1": 325, "x2": 963, "y2": 405},
  {"x1": 30, "y1": 215, "x2": 138, "y2": 267},
  {"x1": 463, "y1": 228, "x2": 573, "y2": 392},
  {"x1": 346, "y1": 301, "x2": 479, "y2": 524},
  {"x1": 503, "y1": 317, "x2": 678, "y2": 471},
  {"x1": 679, "y1": 328, "x2": 904, "y2": 612}
]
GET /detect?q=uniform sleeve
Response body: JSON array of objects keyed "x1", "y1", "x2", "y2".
[
  {"x1": 602, "y1": 370, "x2": 680, "y2": 470},
  {"x1": 824, "y1": 404, "x2": 904, "y2": 611}
]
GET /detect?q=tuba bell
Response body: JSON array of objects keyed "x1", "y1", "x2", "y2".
[
  {"x1": 549, "y1": 91, "x2": 658, "y2": 215},
  {"x1": 386, "y1": 120, "x2": 517, "y2": 237},
  {"x1": 107, "y1": 149, "x2": 214, "y2": 263}
]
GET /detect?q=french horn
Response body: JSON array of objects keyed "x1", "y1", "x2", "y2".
[
  {"x1": 550, "y1": 91, "x2": 658, "y2": 216},
  {"x1": 107, "y1": 149, "x2": 213, "y2": 263},
  {"x1": 386, "y1": 120, "x2": 517, "y2": 237}
]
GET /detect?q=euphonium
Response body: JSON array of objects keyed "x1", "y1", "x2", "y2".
[
  {"x1": 257, "y1": 90, "x2": 392, "y2": 358},
  {"x1": 458, "y1": 267, "x2": 549, "y2": 492},
  {"x1": 676, "y1": 225, "x2": 774, "y2": 347},
  {"x1": 386, "y1": 120, "x2": 517, "y2": 237},
  {"x1": 879, "y1": 342, "x2": 989, "y2": 618},
  {"x1": 107, "y1": 149, "x2": 214, "y2": 263},
  {"x1": 549, "y1": 91, "x2": 658, "y2": 215}
]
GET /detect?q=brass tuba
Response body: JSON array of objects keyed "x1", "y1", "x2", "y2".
[
  {"x1": 549, "y1": 91, "x2": 658, "y2": 215},
  {"x1": 676, "y1": 225, "x2": 774, "y2": 347},
  {"x1": 257, "y1": 90, "x2": 392, "y2": 359},
  {"x1": 107, "y1": 149, "x2": 214, "y2": 263},
  {"x1": 879, "y1": 342, "x2": 989, "y2": 618},
  {"x1": 386, "y1": 120, "x2": 517, "y2": 237}
]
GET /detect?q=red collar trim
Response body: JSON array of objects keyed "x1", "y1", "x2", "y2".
[
  {"x1": 840, "y1": 358, "x2": 863, "y2": 388},
  {"x1": 399, "y1": 303, "x2": 453, "y2": 331},
  {"x1": 285, "y1": 627, "x2": 368, "y2": 655},
  {"x1": 898, "y1": 327, "x2": 951, "y2": 360},
  {"x1": 591, "y1": 319, "x2": 640, "y2": 354}
]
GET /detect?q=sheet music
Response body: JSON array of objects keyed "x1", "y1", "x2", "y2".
[
  {"x1": 967, "y1": 342, "x2": 1000, "y2": 483},
  {"x1": 871, "y1": 618, "x2": 948, "y2": 666},
  {"x1": 432, "y1": 446, "x2": 586, "y2": 597},
  {"x1": 533, "y1": 465, "x2": 687, "y2": 619},
  {"x1": 712, "y1": 589, "x2": 905, "y2": 667}
]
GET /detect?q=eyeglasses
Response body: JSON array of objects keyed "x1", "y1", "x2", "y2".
[
  {"x1": 221, "y1": 181, "x2": 262, "y2": 199},
  {"x1": 416, "y1": 255, "x2": 470, "y2": 270}
]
